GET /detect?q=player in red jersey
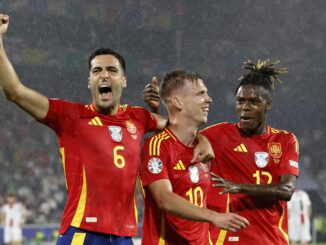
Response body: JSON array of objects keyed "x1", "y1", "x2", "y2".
[
  {"x1": 203, "y1": 60, "x2": 299, "y2": 245},
  {"x1": 140, "y1": 70, "x2": 249, "y2": 245},
  {"x1": 0, "y1": 14, "x2": 213, "y2": 245},
  {"x1": 143, "y1": 60, "x2": 299, "y2": 245}
]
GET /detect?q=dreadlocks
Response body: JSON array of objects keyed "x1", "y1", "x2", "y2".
[{"x1": 235, "y1": 59, "x2": 288, "y2": 94}]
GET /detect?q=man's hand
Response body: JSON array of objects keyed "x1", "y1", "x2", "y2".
[
  {"x1": 143, "y1": 76, "x2": 160, "y2": 113},
  {"x1": 191, "y1": 133, "x2": 215, "y2": 163},
  {"x1": 210, "y1": 212, "x2": 249, "y2": 233},
  {"x1": 211, "y1": 172, "x2": 241, "y2": 194},
  {"x1": 0, "y1": 14, "x2": 9, "y2": 36}
]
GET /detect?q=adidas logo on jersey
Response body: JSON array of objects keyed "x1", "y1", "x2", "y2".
[
  {"x1": 233, "y1": 143, "x2": 248, "y2": 152},
  {"x1": 173, "y1": 160, "x2": 186, "y2": 170},
  {"x1": 88, "y1": 117, "x2": 103, "y2": 126}
]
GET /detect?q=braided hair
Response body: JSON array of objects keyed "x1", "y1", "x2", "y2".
[{"x1": 235, "y1": 59, "x2": 288, "y2": 95}]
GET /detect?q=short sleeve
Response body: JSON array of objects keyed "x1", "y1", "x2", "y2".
[
  {"x1": 140, "y1": 137, "x2": 169, "y2": 187},
  {"x1": 278, "y1": 133, "x2": 300, "y2": 177},
  {"x1": 133, "y1": 107, "x2": 157, "y2": 133}
]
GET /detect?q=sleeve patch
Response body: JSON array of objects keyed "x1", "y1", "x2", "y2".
[
  {"x1": 148, "y1": 157, "x2": 163, "y2": 174},
  {"x1": 289, "y1": 160, "x2": 299, "y2": 169}
]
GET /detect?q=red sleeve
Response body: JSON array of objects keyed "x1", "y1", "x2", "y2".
[
  {"x1": 132, "y1": 106, "x2": 157, "y2": 133},
  {"x1": 38, "y1": 99, "x2": 80, "y2": 134},
  {"x1": 140, "y1": 137, "x2": 169, "y2": 187},
  {"x1": 277, "y1": 133, "x2": 299, "y2": 177}
]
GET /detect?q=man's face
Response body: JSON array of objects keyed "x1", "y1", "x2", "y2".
[
  {"x1": 236, "y1": 84, "x2": 271, "y2": 135},
  {"x1": 88, "y1": 54, "x2": 126, "y2": 114},
  {"x1": 178, "y1": 79, "x2": 212, "y2": 126}
]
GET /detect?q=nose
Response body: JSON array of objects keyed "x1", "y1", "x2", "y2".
[
  {"x1": 242, "y1": 101, "x2": 251, "y2": 111},
  {"x1": 206, "y1": 94, "x2": 213, "y2": 104},
  {"x1": 100, "y1": 70, "x2": 109, "y2": 79}
]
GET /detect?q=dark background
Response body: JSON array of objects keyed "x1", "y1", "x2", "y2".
[{"x1": 0, "y1": 0, "x2": 325, "y2": 226}]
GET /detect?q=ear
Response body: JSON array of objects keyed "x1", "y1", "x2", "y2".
[
  {"x1": 122, "y1": 76, "x2": 127, "y2": 88},
  {"x1": 172, "y1": 97, "x2": 183, "y2": 110},
  {"x1": 266, "y1": 99, "x2": 272, "y2": 112}
]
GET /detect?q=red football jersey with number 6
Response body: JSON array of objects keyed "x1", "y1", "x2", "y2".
[{"x1": 40, "y1": 99, "x2": 157, "y2": 236}]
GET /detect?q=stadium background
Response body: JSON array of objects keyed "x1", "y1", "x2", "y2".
[{"x1": 0, "y1": 0, "x2": 325, "y2": 244}]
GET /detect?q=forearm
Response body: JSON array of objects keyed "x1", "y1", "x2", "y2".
[
  {"x1": 0, "y1": 37, "x2": 24, "y2": 100},
  {"x1": 237, "y1": 182, "x2": 295, "y2": 201},
  {"x1": 158, "y1": 191, "x2": 215, "y2": 223}
]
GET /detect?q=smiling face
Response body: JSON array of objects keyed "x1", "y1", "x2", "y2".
[
  {"x1": 88, "y1": 54, "x2": 127, "y2": 115},
  {"x1": 177, "y1": 79, "x2": 212, "y2": 126},
  {"x1": 236, "y1": 84, "x2": 271, "y2": 135}
]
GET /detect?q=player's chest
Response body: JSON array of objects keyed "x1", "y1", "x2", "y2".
[
  {"x1": 166, "y1": 150, "x2": 210, "y2": 187},
  {"x1": 71, "y1": 116, "x2": 143, "y2": 146},
  {"x1": 218, "y1": 134, "x2": 285, "y2": 177}
]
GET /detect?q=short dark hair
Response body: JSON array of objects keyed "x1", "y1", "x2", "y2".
[
  {"x1": 88, "y1": 47, "x2": 126, "y2": 73},
  {"x1": 160, "y1": 69, "x2": 202, "y2": 103},
  {"x1": 235, "y1": 59, "x2": 288, "y2": 94}
]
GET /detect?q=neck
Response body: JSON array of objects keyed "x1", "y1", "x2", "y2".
[
  {"x1": 241, "y1": 122, "x2": 266, "y2": 136},
  {"x1": 167, "y1": 117, "x2": 199, "y2": 147},
  {"x1": 94, "y1": 104, "x2": 119, "y2": 115}
]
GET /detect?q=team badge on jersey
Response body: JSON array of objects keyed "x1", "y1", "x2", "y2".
[
  {"x1": 189, "y1": 166, "x2": 199, "y2": 183},
  {"x1": 108, "y1": 126, "x2": 122, "y2": 142},
  {"x1": 255, "y1": 152, "x2": 269, "y2": 168},
  {"x1": 268, "y1": 142, "x2": 282, "y2": 158},
  {"x1": 148, "y1": 157, "x2": 163, "y2": 174},
  {"x1": 126, "y1": 120, "x2": 137, "y2": 139}
]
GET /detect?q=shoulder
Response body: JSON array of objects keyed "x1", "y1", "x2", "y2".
[
  {"x1": 123, "y1": 104, "x2": 149, "y2": 113},
  {"x1": 202, "y1": 122, "x2": 235, "y2": 134},
  {"x1": 48, "y1": 99, "x2": 89, "y2": 112},
  {"x1": 269, "y1": 126, "x2": 298, "y2": 141},
  {"x1": 145, "y1": 130, "x2": 172, "y2": 146}
]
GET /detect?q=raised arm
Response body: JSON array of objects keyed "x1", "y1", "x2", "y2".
[
  {"x1": 0, "y1": 14, "x2": 49, "y2": 120},
  {"x1": 148, "y1": 179, "x2": 249, "y2": 232}
]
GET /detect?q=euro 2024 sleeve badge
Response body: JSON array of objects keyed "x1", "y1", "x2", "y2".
[{"x1": 148, "y1": 157, "x2": 163, "y2": 174}]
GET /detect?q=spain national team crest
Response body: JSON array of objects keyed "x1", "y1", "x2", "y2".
[
  {"x1": 189, "y1": 166, "x2": 199, "y2": 183},
  {"x1": 108, "y1": 126, "x2": 122, "y2": 142},
  {"x1": 126, "y1": 120, "x2": 137, "y2": 139},
  {"x1": 254, "y1": 152, "x2": 269, "y2": 168},
  {"x1": 148, "y1": 157, "x2": 163, "y2": 174},
  {"x1": 268, "y1": 142, "x2": 282, "y2": 158}
]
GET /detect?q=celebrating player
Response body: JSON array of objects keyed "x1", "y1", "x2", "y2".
[
  {"x1": 140, "y1": 70, "x2": 249, "y2": 244},
  {"x1": 144, "y1": 60, "x2": 299, "y2": 244},
  {"x1": 0, "y1": 14, "x2": 213, "y2": 244}
]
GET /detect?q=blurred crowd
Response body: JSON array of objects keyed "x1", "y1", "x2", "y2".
[{"x1": 0, "y1": 0, "x2": 325, "y2": 224}]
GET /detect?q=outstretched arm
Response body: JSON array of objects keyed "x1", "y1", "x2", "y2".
[
  {"x1": 212, "y1": 172, "x2": 297, "y2": 201},
  {"x1": 148, "y1": 179, "x2": 249, "y2": 232},
  {"x1": 0, "y1": 14, "x2": 49, "y2": 120}
]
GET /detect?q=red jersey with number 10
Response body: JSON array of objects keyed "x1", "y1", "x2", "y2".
[
  {"x1": 140, "y1": 128, "x2": 210, "y2": 245},
  {"x1": 40, "y1": 99, "x2": 157, "y2": 236},
  {"x1": 202, "y1": 122, "x2": 299, "y2": 245}
]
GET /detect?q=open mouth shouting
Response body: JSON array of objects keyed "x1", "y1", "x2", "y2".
[{"x1": 99, "y1": 84, "x2": 112, "y2": 101}]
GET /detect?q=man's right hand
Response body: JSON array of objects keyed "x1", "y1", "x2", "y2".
[
  {"x1": 0, "y1": 14, "x2": 9, "y2": 36},
  {"x1": 143, "y1": 76, "x2": 160, "y2": 113},
  {"x1": 211, "y1": 212, "x2": 249, "y2": 233}
]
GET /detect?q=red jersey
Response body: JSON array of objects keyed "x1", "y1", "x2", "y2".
[
  {"x1": 202, "y1": 122, "x2": 299, "y2": 245},
  {"x1": 140, "y1": 128, "x2": 210, "y2": 245},
  {"x1": 40, "y1": 99, "x2": 157, "y2": 236}
]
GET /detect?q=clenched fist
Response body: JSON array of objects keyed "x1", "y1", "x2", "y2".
[{"x1": 0, "y1": 14, "x2": 9, "y2": 36}]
